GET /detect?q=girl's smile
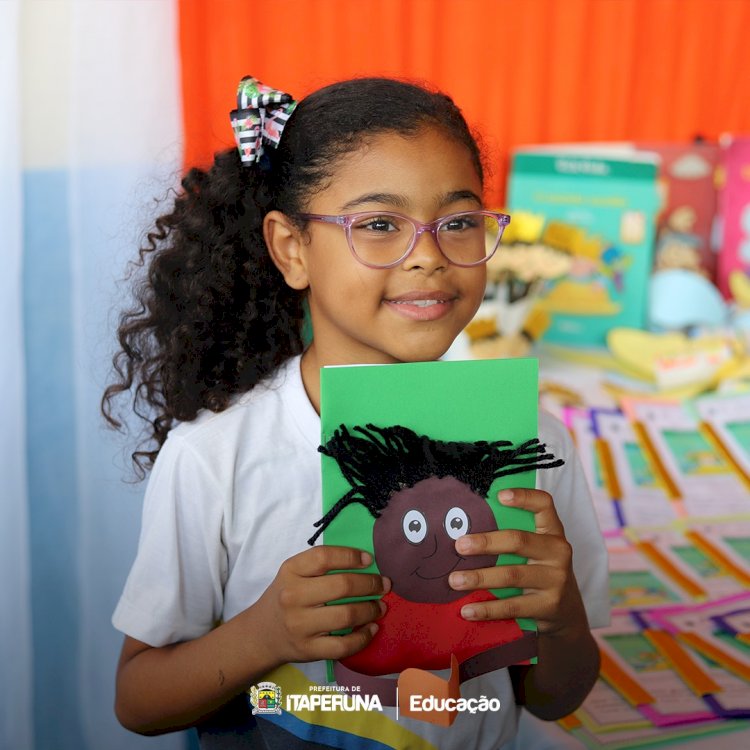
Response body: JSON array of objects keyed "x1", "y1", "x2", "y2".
[{"x1": 384, "y1": 289, "x2": 459, "y2": 321}]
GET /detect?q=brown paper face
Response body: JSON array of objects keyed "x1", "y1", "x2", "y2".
[{"x1": 372, "y1": 476, "x2": 498, "y2": 604}]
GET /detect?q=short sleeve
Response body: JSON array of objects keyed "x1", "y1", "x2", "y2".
[
  {"x1": 112, "y1": 433, "x2": 228, "y2": 647},
  {"x1": 538, "y1": 412, "x2": 611, "y2": 629}
]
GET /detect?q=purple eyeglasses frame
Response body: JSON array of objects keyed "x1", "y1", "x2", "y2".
[{"x1": 296, "y1": 209, "x2": 511, "y2": 269}]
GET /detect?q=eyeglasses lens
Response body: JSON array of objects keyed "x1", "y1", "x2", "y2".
[{"x1": 438, "y1": 213, "x2": 503, "y2": 266}]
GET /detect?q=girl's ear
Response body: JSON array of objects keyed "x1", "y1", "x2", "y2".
[{"x1": 263, "y1": 210, "x2": 310, "y2": 290}]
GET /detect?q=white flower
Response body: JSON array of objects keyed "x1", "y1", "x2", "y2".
[{"x1": 487, "y1": 242, "x2": 572, "y2": 285}]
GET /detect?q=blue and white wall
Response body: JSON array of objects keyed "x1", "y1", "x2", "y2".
[{"x1": 2, "y1": 2, "x2": 187, "y2": 747}]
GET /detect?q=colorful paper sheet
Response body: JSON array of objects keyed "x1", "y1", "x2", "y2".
[
  {"x1": 621, "y1": 399, "x2": 749, "y2": 516},
  {"x1": 650, "y1": 595, "x2": 750, "y2": 682},
  {"x1": 693, "y1": 392, "x2": 750, "y2": 490},
  {"x1": 625, "y1": 524, "x2": 745, "y2": 601},
  {"x1": 595, "y1": 613, "x2": 717, "y2": 726},
  {"x1": 562, "y1": 406, "x2": 622, "y2": 533},
  {"x1": 591, "y1": 408, "x2": 681, "y2": 526},
  {"x1": 607, "y1": 533, "x2": 690, "y2": 611}
]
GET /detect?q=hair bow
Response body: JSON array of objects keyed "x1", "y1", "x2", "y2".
[{"x1": 230, "y1": 76, "x2": 297, "y2": 166}]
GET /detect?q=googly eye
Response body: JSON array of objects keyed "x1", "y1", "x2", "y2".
[
  {"x1": 445, "y1": 507, "x2": 469, "y2": 540},
  {"x1": 402, "y1": 509, "x2": 427, "y2": 544}
]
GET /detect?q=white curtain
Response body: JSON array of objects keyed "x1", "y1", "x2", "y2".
[{"x1": 3, "y1": 1, "x2": 187, "y2": 747}]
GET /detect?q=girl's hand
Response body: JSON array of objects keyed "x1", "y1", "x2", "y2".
[
  {"x1": 251, "y1": 545, "x2": 390, "y2": 665},
  {"x1": 448, "y1": 488, "x2": 587, "y2": 637}
]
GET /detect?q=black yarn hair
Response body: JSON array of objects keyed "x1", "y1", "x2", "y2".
[
  {"x1": 101, "y1": 77, "x2": 485, "y2": 477},
  {"x1": 308, "y1": 423, "x2": 564, "y2": 545}
]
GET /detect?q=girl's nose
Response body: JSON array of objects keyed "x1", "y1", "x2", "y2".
[{"x1": 402, "y1": 228, "x2": 447, "y2": 271}]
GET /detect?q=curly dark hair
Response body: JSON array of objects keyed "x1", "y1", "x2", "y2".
[
  {"x1": 102, "y1": 77, "x2": 485, "y2": 476},
  {"x1": 309, "y1": 424, "x2": 563, "y2": 544}
]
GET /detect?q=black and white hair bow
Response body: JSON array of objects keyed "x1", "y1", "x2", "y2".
[{"x1": 229, "y1": 76, "x2": 297, "y2": 166}]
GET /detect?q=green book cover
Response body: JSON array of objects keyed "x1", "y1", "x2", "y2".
[
  {"x1": 508, "y1": 148, "x2": 660, "y2": 346},
  {"x1": 315, "y1": 358, "x2": 563, "y2": 680}
]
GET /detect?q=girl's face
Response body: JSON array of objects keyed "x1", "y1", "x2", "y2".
[{"x1": 296, "y1": 126, "x2": 486, "y2": 367}]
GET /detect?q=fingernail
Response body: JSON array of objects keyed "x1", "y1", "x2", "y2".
[
  {"x1": 461, "y1": 606, "x2": 476, "y2": 619},
  {"x1": 378, "y1": 600, "x2": 387, "y2": 616},
  {"x1": 382, "y1": 576, "x2": 392, "y2": 593},
  {"x1": 368, "y1": 622, "x2": 379, "y2": 636},
  {"x1": 360, "y1": 551, "x2": 373, "y2": 566},
  {"x1": 498, "y1": 490, "x2": 515, "y2": 504},
  {"x1": 450, "y1": 572, "x2": 467, "y2": 588}
]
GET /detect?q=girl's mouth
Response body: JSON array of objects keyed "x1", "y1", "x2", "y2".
[
  {"x1": 384, "y1": 293, "x2": 456, "y2": 320},
  {"x1": 392, "y1": 299, "x2": 443, "y2": 307}
]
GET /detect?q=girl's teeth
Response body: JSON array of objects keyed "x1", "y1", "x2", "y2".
[{"x1": 395, "y1": 299, "x2": 441, "y2": 307}]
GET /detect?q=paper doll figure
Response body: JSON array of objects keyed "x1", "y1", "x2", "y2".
[{"x1": 310, "y1": 424, "x2": 564, "y2": 679}]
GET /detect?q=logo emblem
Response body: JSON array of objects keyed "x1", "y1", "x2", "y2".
[{"x1": 249, "y1": 681, "x2": 282, "y2": 715}]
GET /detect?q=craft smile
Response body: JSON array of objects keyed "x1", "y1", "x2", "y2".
[{"x1": 413, "y1": 556, "x2": 463, "y2": 580}]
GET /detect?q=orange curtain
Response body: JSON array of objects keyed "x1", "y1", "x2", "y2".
[{"x1": 179, "y1": 0, "x2": 750, "y2": 207}]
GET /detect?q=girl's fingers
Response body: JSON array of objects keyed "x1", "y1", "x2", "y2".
[
  {"x1": 283, "y1": 571, "x2": 390, "y2": 608},
  {"x1": 285, "y1": 545, "x2": 374, "y2": 577},
  {"x1": 497, "y1": 488, "x2": 565, "y2": 536},
  {"x1": 315, "y1": 623, "x2": 380, "y2": 661},
  {"x1": 454, "y1": 487, "x2": 569, "y2": 560},
  {"x1": 456, "y1": 526, "x2": 572, "y2": 564},
  {"x1": 301, "y1": 598, "x2": 386, "y2": 638},
  {"x1": 445, "y1": 584, "x2": 574, "y2": 636},
  {"x1": 445, "y1": 489, "x2": 581, "y2": 633},
  {"x1": 458, "y1": 591, "x2": 545, "y2": 623},
  {"x1": 449, "y1": 562, "x2": 565, "y2": 594}
]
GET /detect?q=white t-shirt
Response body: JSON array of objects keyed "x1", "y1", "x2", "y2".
[{"x1": 113, "y1": 355, "x2": 610, "y2": 749}]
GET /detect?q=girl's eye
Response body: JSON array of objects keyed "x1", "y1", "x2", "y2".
[
  {"x1": 402, "y1": 509, "x2": 428, "y2": 544},
  {"x1": 356, "y1": 216, "x2": 399, "y2": 233},
  {"x1": 444, "y1": 507, "x2": 469, "y2": 540},
  {"x1": 440, "y1": 213, "x2": 481, "y2": 232}
]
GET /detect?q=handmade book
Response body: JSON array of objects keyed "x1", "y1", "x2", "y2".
[
  {"x1": 594, "y1": 612, "x2": 717, "y2": 727},
  {"x1": 605, "y1": 532, "x2": 688, "y2": 611},
  {"x1": 716, "y1": 136, "x2": 750, "y2": 298},
  {"x1": 314, "y1": 357, "x2": 562, "y2": 722},
  {"x1": 507, "y1": 146, "x2": 660, "y2": 346},
  {"x1": 620, "y1": 398, "x2": 749, "y2": 517},
  {"x1": 650, "y1": 594, "x2": 750, "y2": 686},
  {"x1": 692, "y1": 392, "x2": 750, "y2": 491},
  {"x1": 643, "y1": 595, "x2": 750, "y2": 720},
  {"x1": 624, "y1": 523, "x2": 744, "y2": 602},
  {"x1": 590, "y1": 408, "x2": 678, "y2": 528},
  {"x1": 561, "y1": 406, "x2": 621, "y2": 534},
  {"x1": 639, "y1": 140, "x2": 720, "y2": 280}
]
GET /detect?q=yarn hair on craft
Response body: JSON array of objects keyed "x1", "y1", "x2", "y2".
[{"x1": 309, "y1": 423, "x2": 564, "y2": 545}]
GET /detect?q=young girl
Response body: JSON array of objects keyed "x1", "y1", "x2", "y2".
[{"x1": 105, "y1": 76, "x2": 609, "y2": 749}]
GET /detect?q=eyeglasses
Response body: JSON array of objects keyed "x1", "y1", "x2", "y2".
[{"x1": 296, "y1": 210, "x2": 511, "y2": 269}]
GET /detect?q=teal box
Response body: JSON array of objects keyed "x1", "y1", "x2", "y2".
[{"x1": 508, "y1": 150, "x2": 660, "y2": 347}]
